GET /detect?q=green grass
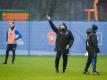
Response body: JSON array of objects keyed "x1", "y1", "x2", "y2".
[{"x1": 0, "y1": 56, "x2": 107, "y2": 80}]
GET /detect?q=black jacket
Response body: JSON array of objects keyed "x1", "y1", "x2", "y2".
[
  {"x1": 86, "y1": 29, "x2": 99, "y2": 57},
  {"x1": 86, "y1": 28, "x2": 92, "y2": 51},
  {"x1": 48, "y1": 20, "x2": 74, "y2": 52}
]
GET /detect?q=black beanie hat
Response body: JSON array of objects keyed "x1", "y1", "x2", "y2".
[{"x1": 92, "y1": 24, "x2": 98, "y2": 31}]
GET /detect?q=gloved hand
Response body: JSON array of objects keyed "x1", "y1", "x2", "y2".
[{"x1": 96, "y1": 47, "x2": 100, "y2": 53}]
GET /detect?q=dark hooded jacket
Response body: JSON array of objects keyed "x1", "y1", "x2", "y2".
[
  {"x1": 86, "y1": 28, "x2": 99, "y2": 57},
  {"x1": 86, "y1": 28, "x2": 92, "y2": 51},
  {"x1": 48, "y1": 20, "x2": 74, "y2": 52}
]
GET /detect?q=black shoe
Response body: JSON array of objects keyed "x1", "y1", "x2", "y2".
[
  {"x1": 3, "y1": 62, "x2": 7, "y2": 64},
  {"x1": 84, "y1": 71, "x2": 89, "y2": 75},
  {"x1": 12, "y1": 62, "x2": 14, "y2": 64},
  {"x1": 56, "y1": 68, "x2": 59, "y2": 73},
  {"x1": 62, "y1": 69, "x2": 66, "y2": 73},
  {"x1": 93, "y1": 71, "x2": 100, "y2": 75}
]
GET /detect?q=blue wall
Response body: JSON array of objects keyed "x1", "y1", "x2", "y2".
[{"x1": 0, "y1": 21, "x2": 107, "y2": 55}]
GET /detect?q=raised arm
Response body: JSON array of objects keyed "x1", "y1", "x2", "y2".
[{"x1": 47, "y1": 15, "x2": 58, "y2": 33}]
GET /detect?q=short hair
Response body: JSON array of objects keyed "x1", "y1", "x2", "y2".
[{"x1": 10, "y1": 21, "x2": 15, "y2": 24}]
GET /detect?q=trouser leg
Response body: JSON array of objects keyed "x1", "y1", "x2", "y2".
[
  {"x1": 62, "y1": 50, "x2": 69, "y2": 72},
  {"x1": 12, "y1": 50, "x2": 16, "y2": 64},
  {"x1": 92, "y1": 57, "x2": 97, "y2": 72},
  {"x1": 12, "y1": 44, "x2": 17, "y2": 64},
  {"x1": 55, "y1": 51, "x2": 61, "y2": 71},
  {"x1": 84, "y1": 56, "x2": 92, "y2": 72},
  {"x1": 4, "y1": 49, "x2": 9, "y2": 63}
]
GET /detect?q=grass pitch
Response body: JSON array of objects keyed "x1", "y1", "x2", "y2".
[{"x1": 0, "y1": 56, "x2": 107, "y2": 80}]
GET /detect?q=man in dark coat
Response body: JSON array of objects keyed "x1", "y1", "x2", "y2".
[
  {"x1": 47, "y1": 15, "x2": 74, "y2": 73},
  {"x1": 84, "y1": 24, "x2": 100, "y2": 75}
]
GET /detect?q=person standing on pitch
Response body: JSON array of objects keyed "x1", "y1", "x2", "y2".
[
  {"x1": 3, "y1": 21, "x2": 22, "y2": 64},
  {"x1": 47, "y1": 15, "x2": 74, "y2": 73},
  {"x1": 84, "y1": 24, "x2": 100, "y2": 75}
]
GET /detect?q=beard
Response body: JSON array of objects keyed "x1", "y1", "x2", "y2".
[
  {"x1": 11, "y1": 27, "x2": 15, "y2": 30},
  {"x1": 60, "y1": 28, "x2": 66, "y2": 31}
]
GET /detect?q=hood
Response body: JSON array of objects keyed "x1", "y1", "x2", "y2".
[
  {"x1": 60, "y1": 22, "x2": 68, "y2": 31},
  {"x1": 86, "y1": 28, "x2": 92, "y2": 35},
  {"x1": 92, "y1": 24, "x2": 98, "y2": 31}
]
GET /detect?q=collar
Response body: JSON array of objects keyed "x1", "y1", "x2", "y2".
[{"x1": 8, "y1": 28, "x2": 16, "y2": 32}]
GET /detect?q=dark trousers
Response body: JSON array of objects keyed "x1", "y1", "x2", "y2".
[
  {"x1": 84, "y1": 55, "x2": 97, "y2": 72},
  {"x1": 55, "y1": 50, "x2": 69, "y2": 70},
  {"x1": 92, "y1": 57, "x2": 97, "y2": 72},
  {"x1": 4, "y1": 44, "x2": 17, "y2": 63}
]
